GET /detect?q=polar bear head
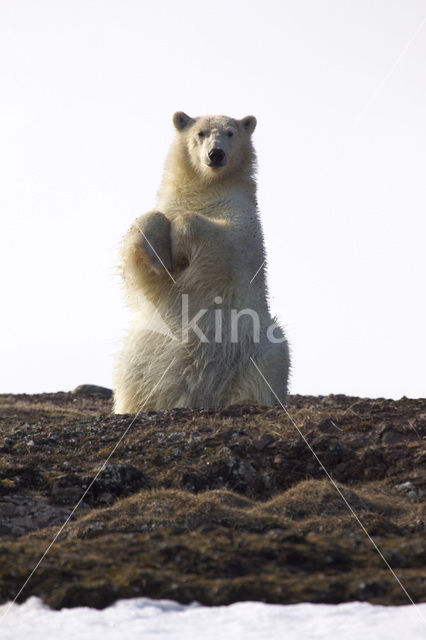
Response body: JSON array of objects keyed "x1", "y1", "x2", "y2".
[{"x1": 171, "y1": 112, "x2": 257, "y2": 182}]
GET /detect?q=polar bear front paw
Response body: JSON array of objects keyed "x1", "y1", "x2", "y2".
[{"x1": 130, "y1": 210, "x2": 173, "y2": 274}]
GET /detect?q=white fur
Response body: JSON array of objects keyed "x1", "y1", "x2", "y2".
[{"x1": 114, "y1": 113, "x2": 290, "y2": 413}]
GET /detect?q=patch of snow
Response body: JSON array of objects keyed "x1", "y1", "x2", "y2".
[{"x1": 0, "y1": 597, "x2": 425, "y2": 640}]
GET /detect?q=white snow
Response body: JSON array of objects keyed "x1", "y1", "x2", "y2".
[{"x1": 1, "y1": 597, "x2": 425, "y2": 640}]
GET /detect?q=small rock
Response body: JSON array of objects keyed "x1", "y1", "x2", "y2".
[
  {"x1": 254, "y1": 434, "x2": 275, "y2": 450},
  {"x1": 395, "y1": 481, "x2": 417, "y2": 493},
  {"x1": 335, "y1": 461, "x2": 350, "y2": 474},
  {"x1": 317, "y1": 418, "x2": 340, "y2": 434},
  {"x1": 0, "y1": 496, "x2": 70, "y2": 536},
  {"x1": 382, "y1": 430, "x2": 414, "y2": 445},
  {"x1": 72, "y1": 384, "x2": 113, "y2": 398},
  {"x1": 234, "y1": 461, "x2": 256, "y2": 482}
]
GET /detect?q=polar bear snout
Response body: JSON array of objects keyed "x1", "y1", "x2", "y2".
[{"x1": 207, "y1": 147, "x2": 226, "y2": 167}]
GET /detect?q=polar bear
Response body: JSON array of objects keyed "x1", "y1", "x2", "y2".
[{"x1": 113, "y1": 112, "x2": 290, "y2": 413}]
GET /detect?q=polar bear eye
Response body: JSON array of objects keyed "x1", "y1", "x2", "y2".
[
  {"x1": 227, "y1": 131, "x2": 234, "y2": 137},
  {"x1": 198, "y1": 130, "x2": 206, "y2": 138}
]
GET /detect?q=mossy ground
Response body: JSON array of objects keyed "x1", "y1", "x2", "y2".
[{"x1": 0, "y1": 390, "x2": 425, "y2": 609}]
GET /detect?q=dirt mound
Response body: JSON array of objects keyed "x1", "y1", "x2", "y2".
[{"x1": 0, "y1": 391, "x2": 425, "y2": 609}]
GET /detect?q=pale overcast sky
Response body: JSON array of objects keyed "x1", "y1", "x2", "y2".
[{"x1": 1, "y1": 0, "x2": 425, "y2": 398}]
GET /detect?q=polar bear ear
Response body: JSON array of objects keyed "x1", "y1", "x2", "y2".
[
  {"x1": 173, "y1": 111, "x2": 195, "y2": 132},
  {"x1": 240, "y1": 115, "x2": 257, "y2": 135}
]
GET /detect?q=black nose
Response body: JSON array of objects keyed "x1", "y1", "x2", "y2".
[{"x1": 208, "y1": 148, "x2": 225, "y2": 166}]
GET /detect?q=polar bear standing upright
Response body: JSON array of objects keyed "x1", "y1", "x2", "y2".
[{"x1": 114, "y1": 112, "x2": 290, "y2": 413}]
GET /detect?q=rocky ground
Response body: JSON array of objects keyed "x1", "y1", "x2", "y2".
[{"x1": 0, "y1": 388, "x2": 425, "y2": 609}]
